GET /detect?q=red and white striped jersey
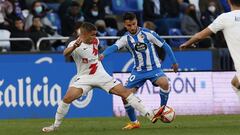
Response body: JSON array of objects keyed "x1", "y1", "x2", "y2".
[{"x1": 68, "y1": 38, "x2": 105, "y2": 76}]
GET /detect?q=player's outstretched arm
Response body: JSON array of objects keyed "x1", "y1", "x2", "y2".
[
  {"x1": 99, "y1": 44, "x2": 118, "y2": 60},
  {"x1": 179, "y1": 28, "x2": 213, "y2": 50},
  {"x1": 63, "y1": 38, "x2": 82, "y2": 56},
  {"x1": 162, "y1": 43, "x2": 178, "y2": 73}
]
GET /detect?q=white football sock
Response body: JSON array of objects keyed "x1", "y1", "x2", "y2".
[
  {"x1": 126, "y1": 93, "x2": 153, "y2": 120},
  {"x1": 54, "y1": 101, "x2": 70, "y2": 127}
]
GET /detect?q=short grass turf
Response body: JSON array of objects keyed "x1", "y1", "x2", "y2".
[{"x1": 1, "y1": 115, "x2": 240, "y2": 135}]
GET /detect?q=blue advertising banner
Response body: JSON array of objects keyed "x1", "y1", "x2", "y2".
[
  {"x1": 0, "y1": 50, "x2": 212, "y2": 72},
  {"x1": 102, "y1": 50, "x2": 213, "y2": 72},
  {"x1": 0, "y1": 53, "x2": 65, "y2": 64},
  {"x1": 0, "y1": 63, "x2": 113, "y2": 119}
]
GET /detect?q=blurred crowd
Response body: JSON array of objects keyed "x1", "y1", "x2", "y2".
[{"x1": 0, "y1": 0, "x2": 230, "y2": 52}]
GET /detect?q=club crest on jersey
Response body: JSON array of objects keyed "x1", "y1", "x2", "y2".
[{"x1": 135, "y1": 42, "x2": 147, "y2": 52}]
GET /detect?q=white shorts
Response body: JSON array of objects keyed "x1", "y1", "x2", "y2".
[{"x1": 69, "y1": 73, "x2": 120, "y2": 95}]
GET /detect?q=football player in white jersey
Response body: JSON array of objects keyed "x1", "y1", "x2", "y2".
[
  {"x1": 180, "y1": 0, "x2": 240, "y2": 98},
  {"x1": 42, "y1": 22, "x2": 164, "y2": 132}
]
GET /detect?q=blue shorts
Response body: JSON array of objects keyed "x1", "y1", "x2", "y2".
[{"x1": 125, "y1": 68, "x2": 166, "y2": 89}]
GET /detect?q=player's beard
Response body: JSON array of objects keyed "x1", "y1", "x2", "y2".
[{"x1": 129, "y1": 28, "x2": 138, "y2": 35}]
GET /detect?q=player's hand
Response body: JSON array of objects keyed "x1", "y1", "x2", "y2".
[
  {"x1": 98, "y1": 54, "x2": 104, "y2": 61},
  {"x1": 179, "y1": 43, "x2": 188, "y2": 50},
  {"x1": 74, "y1": 37, "x2": 82, "y2": 48},
  {"x1": 172, "y1": 63, "x2": 178, "y2": 73}
]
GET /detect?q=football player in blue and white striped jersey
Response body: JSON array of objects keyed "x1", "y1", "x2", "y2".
[{"x1": 100, "y1": 12, "x2": 178, "y2": 130}]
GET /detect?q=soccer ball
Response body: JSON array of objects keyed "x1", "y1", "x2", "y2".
[{"x1": 160, "y1": 106, "x2": 176, "y2": 123}]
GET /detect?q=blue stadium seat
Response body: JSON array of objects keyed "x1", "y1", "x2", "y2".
[
  {"x1": 46, "y1": 12, "x2": 61, "y2": 33},
  {"x1": 155, "y1": 18, "x2": 181, "y2": 35},
  {"x1": 168, "y1": 28, "x2": 187, "y2": 48},
  {"x1": 111, "y1": 0, "x2": 143, "y2": 14}
]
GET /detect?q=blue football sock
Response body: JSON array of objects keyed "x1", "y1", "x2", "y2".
[
  {"x1": 159, "y1": 89, "x2": 170, "y2": 106},
  {"x1": 125, "y1": 105, "x2": 137, "y2": 122}
]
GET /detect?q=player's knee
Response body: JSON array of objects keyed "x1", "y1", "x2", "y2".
[
  {"x1": 231, "y1": 77, "x2": 239, "y2": 88},
  {"x1": 63, "y1": 95, "x2": 75, "y2": 104},
  {"x1": 160, "y1": 83, "x2": 169, "y2": 91}
]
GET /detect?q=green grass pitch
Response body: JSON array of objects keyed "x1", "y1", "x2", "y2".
[{"x1": 1, "y1": 115, "x2": 240, "y2": 135}]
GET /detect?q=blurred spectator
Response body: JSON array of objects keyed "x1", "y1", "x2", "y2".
[
  {"x1": 65, "y1": 21, "x2": 82, "y2": 46},
  {"x1": 201, "y1": 1, "x2": 221, "y2": 27},
  {"x1": 10, "y1": 17, "x2": 32, "y2": 51},
  {"x1": 0, "y1": 0, "x2": 14, "y2": 30},
  {"x1": 82, "y1": 0, "x2": 105, "y2": 23},
  {"x1": 143, "y1": 21, "x2": 166, "y2": 61},
  {"x1": 29, "y1": 16, "x2": 50, "y2": 51},
  {"x1": 95, "y1": 19, "x2": 109, "y2": 51},
  {"x1": 58, "y1": 0, "x2": 72, "y2": 22},
  {"x1": 200, "y1": 1, "x2": 226, "y2": 48},
  {"x1": 199, "y1": 0, "x2": 223, "y2": 13},
  {"x1": 25, "y1": 0, "x2": 53, "y2": 31},
  {"x1": 61, "y1": 1, "x2": 84, "y2": 36},
  {"x1": 161, "y1": 0, "x2": 181, "y2": 18},
  {"x1": 12, "y1": 0, "x2": 26, "y2": 20},
  {"x1": 181, "y1": 4, "x2": 202, "y2": 35},
  {"x1": 178, "y1": 0, "x2": 189, "y2": 13},
  {"x1": 65, "y1": 21, "x2": 82, "y2": 62},
  {"x1": 219, "y1": 0, "x2": 230, "y2": 12},
  {"x1": 143, "y1": 0, "x2": 162, "y2": 21},
  {"x1": 143, "y1": 21, "x2": 157, "y2": 31}
]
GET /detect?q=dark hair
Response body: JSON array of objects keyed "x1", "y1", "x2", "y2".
[
  {"x1": 229, "y1": 0, "x2": 240, "y2": 6},
  {"x1": 71, "y1": 1, "x2": 80, "y2": 7},
  {"x1": 32, "y1": 15, "x2": 41, "y2": 21},
  {"x1": 14, "y1": 17, "x2": 23, "y2": 22},
  {"x1": 123, "y1": 12, "x2": 136, "y2": 21},
  {"x1": 80, "y1": 22, "x2": 97, "y2": 33}
]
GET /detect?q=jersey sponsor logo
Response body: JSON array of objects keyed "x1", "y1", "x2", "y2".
[{"x1": 135, "y1": 43, "x2": 147, "y2": 52}]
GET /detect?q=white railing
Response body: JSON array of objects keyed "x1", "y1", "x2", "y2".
[
  {"x1": 0, "y1": 38, "x2": 35, "y2": 49},
  {"x1": 36, "y1": 35, "x2": 200, "y2": 51},
  {"x1": 0, "y1": 36, "x2": 214, "y2": 51}
]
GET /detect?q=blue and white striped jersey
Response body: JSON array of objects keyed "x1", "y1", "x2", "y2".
[{"x1": 115, "y1": 27, "x2": 165, "y2": 72}]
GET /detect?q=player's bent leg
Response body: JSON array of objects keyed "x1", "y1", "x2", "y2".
[
  {"x1": 42, "y1": 87, "x2": 83, "y2": 133},
  {"x1": 110, "y1": 84, "x2": 163, "y2": 123},
  {"x1": 63, "y1": 87, "x2": 84, "y2": 103},
  {"x1": 154, "y1": 76, "x2": 170, "y2": 106},
  {"x1": 121, "y1": 88, "x2": 140, "y2": 130}
]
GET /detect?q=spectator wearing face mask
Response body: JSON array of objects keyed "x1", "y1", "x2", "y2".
[
  {"x1": 200, "y1": 1, "x2": 226, "y2": 48},
  {"x1": 181, "y1": 4, "x2": 202, "y2": 35},
  {"x1": 199, "y1": 0, "x2": 223, "y2": 13},
  {"x1": 24, "y1": 0, "x2": 53, "y2": 31},
  {"x1": 95, "y1": 19, "x2": 109, "y2": 52},
  {"x1": 200, "y1": 1, "x2": 222, "y2": 27},
  {"x1": 82, "y1": 0, "x2": 105, "y2": 24}
]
